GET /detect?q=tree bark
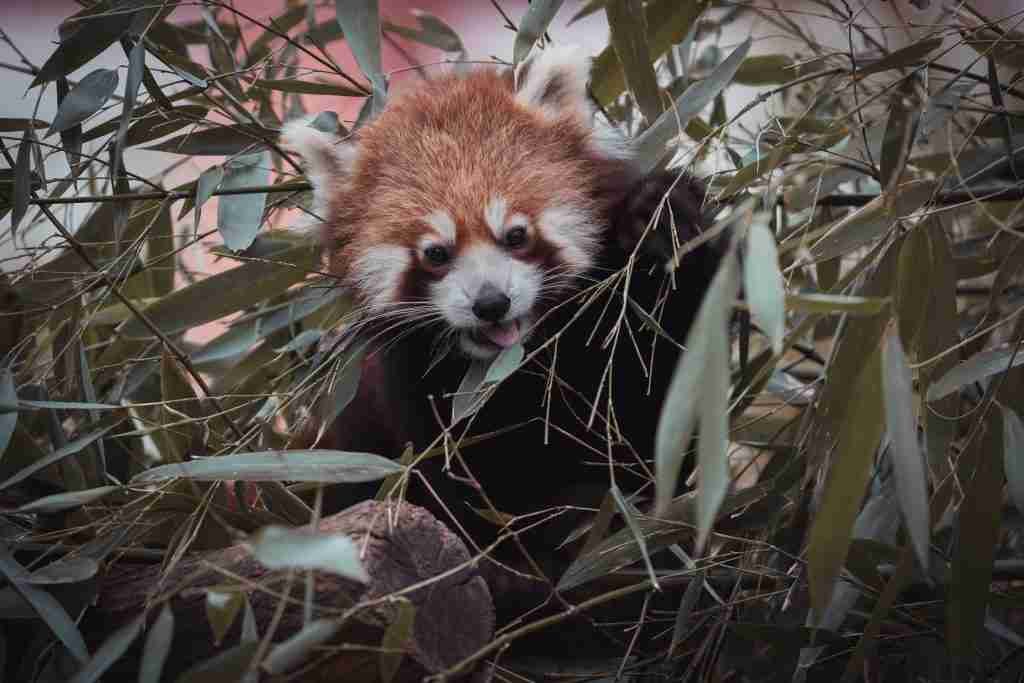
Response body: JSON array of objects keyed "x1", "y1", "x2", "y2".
[{"x1": 86, "y1": 500, "x2": 494, "y2": 681}]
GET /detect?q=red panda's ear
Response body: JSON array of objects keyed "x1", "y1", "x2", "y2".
[
  {"x1": 280, "y1": 117, "x2": 356, "y2": 209},
  {"x1": 515, "y1": 45, "x2": 595, "y2": 123}
]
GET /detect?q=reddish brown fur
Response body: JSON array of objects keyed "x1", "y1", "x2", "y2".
[{"x1": 322, "y1": 68, "x2": 632, "y2": 301}]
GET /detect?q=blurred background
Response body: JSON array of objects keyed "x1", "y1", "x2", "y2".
[{"x1": 1, "y1": 0, "x2": 1018, "y2": 268}]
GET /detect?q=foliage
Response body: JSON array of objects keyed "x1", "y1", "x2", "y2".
[{"x1": 1, "y1": 0, "x2": 1024, "y2": 681}]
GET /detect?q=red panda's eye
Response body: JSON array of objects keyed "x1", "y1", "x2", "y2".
[
  {"x1": 423, "y1": 245, "x2": 451, "y2": 267},
  {"x1": 504, "y1": 226, "x2": 528, "y2": 249}
]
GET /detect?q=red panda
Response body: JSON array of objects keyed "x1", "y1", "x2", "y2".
[{"x1": 281, "y1": 46, "x2": 723, "y2": 578}]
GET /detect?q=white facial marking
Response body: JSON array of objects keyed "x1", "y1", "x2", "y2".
[
  {"x1": 431, "y1": 243, "x2": 542, "y2": 329},
  {"x1": 537, "y1": 205, "x2": 601, "y2": 273},
  {"x1": 425, "y1": 210, "x2": 457, "y2": 243},
  {"x1": 350, "y1": 245, "x2": 410, "y2": 310},
  {"x1": 484, "y1": 196, "x2": 507, "y2": 239}
]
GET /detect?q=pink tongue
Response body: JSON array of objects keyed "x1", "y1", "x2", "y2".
[{"x1": 482, "y1": 320, "x2": 521, "y2": 348}]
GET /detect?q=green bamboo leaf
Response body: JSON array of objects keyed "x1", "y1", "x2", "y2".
[
  {"x1": 655, "y1": 248, "x2": 740, "y2": 548},
  {"x1": 948, "y1": 410, "x2": 1004, "y2": 663},
  {"x1": 335, "y1": 0, "x2": 386, "y2": 114},
  {"x1": 720, "y1": 142, "x2": 796, "y2": 199},
  {"x1": 47, "y1": 69, "x2": 119, "y2": 136},
  {"x1": 962, "y1": 18, "x2": 1024, "y2": 70},
  {"x1": 139, "y1": 605, "x2": 174, "y2": 683},
  {"x1": 743, "y1": 221, "x2": 785, "y2": 355},
  {"x1": 26, "y1": 557, "x2": 99, "y2": 585},
  {"x1": 16, "y1": 486, "x2": 120, "y2": 514},
  {"x1": 915, "y1": 82, "x2": 973, "y2": 145},
  {"x1": 0, "y1": 544, "x2": 88, "y2": 663},
  {"x1": 317, "y1": 343, "x2": 366, "y2": 428},
  {"x1": 131, "y1": 450, "x2": 402, "y2": 484},
  {"x1": 807, "y1": 180, "x2": 936, "y2": 261},
  {"x1": 785, "y1": 294, "x2": 889, "y2": 316},
  {"x1": 879, "y1": 82, "x2": 915, "y2": 190},
  {"x1": 807, "y1": 346, "x2": 885, "y2": 616},
  {"x1": 610, "y1": 485, "x2": 659, "y2": 588},
  {"x1": 591, "y1": 0, "x2": 708, "y2": 105},
  {"x1": 0, "y1": 369, "x2": 15, "y2": 458},
  {"x1": 205, "y1": 589, "x2": 243, "y2": 646},
  {"x1": 732, "y1": 55, "x2": 798, "y2": 85},
  {"x1": 856, "y1": 36, "x2": 944, "y2": 77},
  {"x1": 881, "y1": 331, "x2": 929, "y2": 573},
  {"x1": 513, "y1": 0, "x2": 565, "y2": 64},
  {"x1": 606, "y1": 0, "x2": 661, "y2": 125},
  {"x1": 249, "y1": 526, "x2": 369, "y2": 582},
  {"x1": 119, "y1": 242, "x2": 317, "y2": 338},
  {"x1": 193, "y1": 164, "x2": 223, "y2": 232},
  {"x1": 383, "y1": 11, "x2": 464, "y2": 54},
  {"x1": 10, "y1": 128, "x2": 32, "y2": 237},
  {"x1": 32, "y1": 7, "x2": 138, "y2": 86},
  {"x1": 635, "y1": 37, "x2": 751, "y2": 173},
  {"x1": 895, "y1": 225, "x2": 931, "y2": 350},
  {"x1": 452, "y1": 358, "x2": 490, "y2": 424},
  {"x1": 263, "y1": 619, "x2": 341, "y2": 675},
  {"x1": 483, "y1": 344, "x2": 524, "y2": 384},
  {"x1": 174, "y1": 642, "x2": 259, "y2": 683},
  {"x1": 783, "y1": 165, "x2": 864, "y2": 210},
  {"x1": 927, "y1": 346, "x2": 1024, "y2": 401},
  {"x1": 146, "y1": 123, "x2": 272, "y2": 155},
  {"x1": 112, "y1": 39, "x2": 146, "y2": 179},
  {"x1": 217, "y1": 152, "x2": 270, "y2": 252},
  {"x1": 379, "y1": 599, "x2": 415, "y2": 683},
  {"x1": 1003, "y1": 406, "x2": 1024, "y2": 516},
  {"x1": 0, "y1": 421, "x2": 119, "y2": 491},
  {"x1": 254, "y1": 79, "x2": 366, "y2": 97}
]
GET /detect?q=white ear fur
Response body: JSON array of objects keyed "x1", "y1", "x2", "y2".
[
  {"x1": 514, "y1": 44, "x2": 595, "y2": 121},
  {"x1": 280, "y1": 117, "x2": 355, "y2": 217}
]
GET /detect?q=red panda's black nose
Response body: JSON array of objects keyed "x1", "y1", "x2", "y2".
[{"x1": 472, "y1": 285, "x2": 511, "y2": 323}]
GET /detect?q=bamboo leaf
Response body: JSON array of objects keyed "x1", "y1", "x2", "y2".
[
  {"x1": 47, "y1": 69, "x2": 119, "y2": 136},
  {"x1": 807, "y1": 346, "x2": 885, "y2": 616},
  {"x1": 139, "y1": 605, "x2": 174, "y2": 683},
  {"x1": 786, "y1": 294, "x2": 889, "y2": 316},
  {"x1": 856, "y1": 37, "x2": 944, "y2": 77},
  {"x1": 635, "y1": 37, "x2": 751, "y2": 173},
  {"x1": 927, "y1": 346, "x2": 1024, "y2": 401},
  {"x1": 67, "y1": 614, "x2": 143, "y2": 683},
  {"x1": 744, "y1": 221, "x2": 785, "y2": 355},
  {"x1": 32, "y1": 8, "x2": 138, "y2": 86},
  {"x1": 119, "y1": 243, "x2": 317, "y2": 338},
  {"x1": 881, "y1": 330, "x2": 929, "y2": 573},
  {"x1": 131, "y1": 450, "x2": 402, "y2": 484},
  {"x1": 254, "y1": 78, "x2": 365, "y2": 97},
  {"x1": 606, "y1": 0, "x2": 661, "y2": 125},
  {"x1": 379, "y1": 599, "x2": 415, "y2": 683},
  {"x1": 655, "y1": 248, "x2": 740, "y2": 547},
  {"x1": 0, "y1": 421, "x2": 119, "y2": 491},
  {"x1": 0, "y1": 368, "x2": 15, "y2": 459},
  {"x1": 205, "y1": 589, "x2": 243, "y2": 646},
  {"x1": 16, "y1": 486, "x2": 120, "y2": 514},
  {"x1": 1004, "y1": 406, "x2": 1024, "y2": 516},
  {"x1": 217, "y1": 152, "x2": 270, "y2": 252},
  {"x1": 335, "y1": 0, "x2": 386, "y2": 114},
  {"x1": 0, "y1": 544, "x2": 89, "y2": 663},
  {"x1": 249, "y1": 526, "x2": 369, "y2": 583},
  {"x1": 10, "y1": 128, "x2": 32, "y2": 237},
  {"x1": 591, "y1": 0, "x2": 708, "y2": 105},
  {"x1": 948, "y1": 410, "x2": 1004, "y2": 663},
  {"x1": 513, "y1": 0, "x2": 565, "y2": 64},
  {"x1": 263, "y1": 619, "x2": 341, "y2": 675}
]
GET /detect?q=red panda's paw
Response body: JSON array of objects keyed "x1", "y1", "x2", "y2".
[{"x1": 612, "y1": 170, "x2": 712, "y2": 267}]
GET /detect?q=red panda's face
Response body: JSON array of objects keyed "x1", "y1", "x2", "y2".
[{"x1": 281, "y1": 46, "x2": 631, "y2": 359}]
